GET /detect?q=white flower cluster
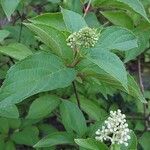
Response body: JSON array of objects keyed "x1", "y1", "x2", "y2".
[
  {"x1": 66, "y1": 27, "x2": 99, "y2": 49},
  {"x1": 95, "y1": 109, "x2": 131, "y2": 146}
]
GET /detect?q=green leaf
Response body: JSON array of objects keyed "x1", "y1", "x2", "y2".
[
  {"x1": 38, "y1": 124, "x2": 57, "y2": 136},
  {"x1": 11, "y1": 126, "x2": 39, "y2": 146},
  {"x1": 92, "y1": 0, "x2": 107, "y2": 6},
  {"x1": 93, "y1": 0, "x2": 149, "y2": 22},
  {"x1": 139, "y1": 132, "x2": 150, "y2": 150},
  {"x1": 5, "y1": 25, "x2": 36, "y2": 46},
  {"x1": 86, "y1": 49, "x2": 128, "y2": 91},
  {"x1": 60, "y1": 100, "x2": 87, "y2": 136},
  {"x1": 34, "y1": 132, "x2": 74, "y2": 148},
  {"x1": 0, "y1": 105, "x2": 19, "y2": 118},
  {"x1": 47, "y1": 0, "x2": 61, "y2": 3},
  {"x1": 29, "y1": 13, "x2": 66, "y2": 31},
  {"x1": 1, "y1": 0, "x2": 20, "y2": 20},
  {"x1": 0, "y1": 118, "x2": 9, "y2": 133},
  {"x1": 63, "y1": 0, "x2": 82, "y2": 14},
  {"x1": 25, "y1": 23, "x2": 73, "y2": 62},
  {"x1": 71, "y1": 95, "x2": 107, "y2": 121},
  {"x1": 61, "y1": 8, "x2": 88, "y2": 32},
  {"x1": 0, "y1": 136, "x2": 5, "y2": 150},
  {"x1": 7, "y1": 118, "x2": 21, "y2": 129},
  {"x1": 5, "y1": 141, "x2": 15, "y2": 150},
  {"x1": 127, "y1": 75, "x2": 146, "y2": 103},
  {"x1": 0, "y1": 52, "x2": 76, "y2": 109},
  {"x1": 75, "y1": 138, "x2": 109, "y2": 150},
  {"x1": 116, "y1": 0, "x2": 149, "y2": 22},
  {"x1": 125, "y1": 30, "x2": 149, "y2": 62},
  {"x1": 26, "y1": 95, "x2": 60, "y2": 119},
  {"x1": 78, "y1": 59, "x2": 146, "y2": 103},
  {"x1": 85, "y1": 12, "x2": 101, "y2": 28},
  {"x1": 111, "y1": 144, "x2": 121, "y2": 150},
  {"x1": 0, "y1": 30, "x2": 9, "y2": 42},
  {"x1": 95, "y1": 26, "x2": 138, "y2": 51},
  {"x1": 101, "y1": 11, "x2": 134, "y2": 29},
  {"x1": 0, "y1": 43, "x2": 33, "y2": 60}
]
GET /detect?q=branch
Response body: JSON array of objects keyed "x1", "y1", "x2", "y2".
[
  {"x1": 72, "y1": 81, "x2": 81, "y2": 109},
  {"x1": 84, "y1": 0, "x2": 92, "y2": 17},
  {"x1": 138, "y1": 57, "x2": 144, "y2": 93},
  {"x1": 137, "y1": 56, "x2": 149, "y2": 130}
]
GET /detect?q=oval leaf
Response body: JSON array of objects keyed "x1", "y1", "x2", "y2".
[
  {"x1": 86, "y1": 49, "x2": 128, "y2": 91},
  {"x1": 26, "y1": 95, "x2": 60, "y2": 119},
  {"x1": 11, "y1": 126, "x2": 39, "y2": 146},
  {"x1": 75, "y1": 138, "x2": 109, "y2": 150},
  {"x1": 95, "y1": 26, "x2": 138, "y2": 51},
  {"x1": 61, "y1": 8, "x2": 88, "y2": 32},
  {"x1": 0, "y1": 105, "x2": 19, "y2": 118},
  {"x1": 34, "y1": 132, "x2": 74, "y2": 148},
  {"x1": 0, "y1": 52, "x2": 76, "y2": 109},
  {"x1": 101, "y1": 11, "x2": 134, "y2": 29},
  {"x1": 29, "y1": 13, "x2": 66, "y2": 31},
  {"x1": 60, "y1": 100, "x2": 87, "y2": 136},
  {"x1": 116, "y1": 0, "x2": 149, "y2": 22},
  {"x1": 0, "y1": 30, "x2": 10, "y2": 42},
  {"x1": 0, "y1": 43, "x2": 32, "y2": 60},
  {"x1": 1, "y1": 0, "x2": 20, "y2": 20},
  {"x1": 25, "y1": 23, "x2": 73, "y2": 62}
]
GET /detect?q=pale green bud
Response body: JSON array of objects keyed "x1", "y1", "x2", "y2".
[{"x1": 66, "y1": 27, "x2": 99, "y2": 49}]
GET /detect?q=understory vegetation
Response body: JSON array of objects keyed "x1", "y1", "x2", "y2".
[{"x1": 0, "y1": 0, "x2": 150, "y2": 150}]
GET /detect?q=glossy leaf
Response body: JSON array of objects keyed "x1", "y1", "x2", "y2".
[
  {"x1": 78, "y1": 60, "x2": 146, "y2": 103},
  {"x1": 95, "y1": 26, "x2": 138, "y2": 51},
  {"x1": 26, "y1": 95, "x2": 60, "y2": 119},
  {"x1": 0, "y1": 117, "x2": 9, "y2": 133},
  {"x1": 75, "y1": 138, "x2": 109, "y2": 150},
  {"x1": 0, "y1": 43, "x2": 33, "y2": 60},
  {"x1": 93, "y1": 0, "x2": 149, "y2": 22},
  {"x1": 116, "y1": 0, "x2": 149, "y2": 22},
  {"x1": 1, "y1": 0, "x2": 20, "y2": 20},
  {"x1": 61, "y1": 8, "x2": 88, "y2": 32},
  {"x1": 86, "y1": 49, "x2": 128, "y2": 91},
  {"x1": 60, "y1": 100, "x2": 87, "y2": 136},
  {"x1": 125, "y1": 31, "x2": 149, "y2": 62},
  {"x1": 25, "y1": 23, "x2": 73, "y2": 62},
  {"x1": 71, "y1": 95, "x2": 107, "y2": 121},
  {"x1": 0, "y1": 105, "x2": 19, "y2": 118},
  {"x1": 139, "y1": 132, "x2": 150, "y2": 150},
  {"x1": 5, "y1": 141, "x2": 15, "y2": 150},
  {"x1": 101, "y1": 11, "x2": 134, "y2": 29},
  {"x1": 0, "y1": 30, "x2": 9, "y2": 42},
  {"x1": 0, "y1": 52, "x2": 76, "y2": 109},
  {"x1": 34, "y1": 132, "x2": 74, "y2": 148},
  {"x1": 63, "y1": 0, "x2": 82, "y2": 14},
  {"x1": 29, "y1": 13, "x2": 66, "y2": 31},
  {"x1": 85, "y1": 12, "x2": 101, "y2": 28},
  {"x1": 11, "y1": 126, "x2": 39, "y2": 146}
]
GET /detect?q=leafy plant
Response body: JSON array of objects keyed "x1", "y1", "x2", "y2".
[{"x1": 0, "y1": 0, "x2": 150, "y2": 149}]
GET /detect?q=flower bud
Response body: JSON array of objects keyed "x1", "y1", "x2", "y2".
[{"x1": 66, "y1": 27, "x2": 99, "y2": 49}]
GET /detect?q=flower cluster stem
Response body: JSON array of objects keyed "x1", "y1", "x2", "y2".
[{"x1": 72, "y1": 81, "x2": 81, "y2": 109}]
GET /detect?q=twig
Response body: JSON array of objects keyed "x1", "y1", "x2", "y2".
[
  {"x1": 72, "y1": 81, "x2": 81, "y2": 109},
  {"x1": 16, "y1": 10, "x2": 24, "y2": 43},
  {"x1": 137, "y1": 56, "x2": 149, "y2": 130},
  {"x1": 127, "y1": 116, "x2": 146, "y2": 120},
  {"x1": 138, "y1": 57, "x2": 144, "y2": 93},
  {"x1": 18, "y1": 22, "x2": 23, "y2": 43},
  {"x1": 84, "y1": 0, "x2": 92, "y2": 17}
]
